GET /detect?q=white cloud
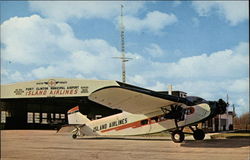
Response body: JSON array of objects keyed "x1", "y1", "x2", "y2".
[
  {"x1": 1, "y1": 15, "x2": 80, "y2": 65},
  {"x1": 165, "y1": 46, "x2": 248, "y2": 79},
  {"x1": 29, "y1": 2, "x2": 177, "y2": 34},
  {"x1": 174, "y1": 79, "x2": 249, "y2": 115},
  {"x1": 175, "y1": 78, "x2": 249, "y2": 99},
  {"x1": 1, "y1": 69, "x2": 27, "y2": 83},
  {"x1": 69, "y1": 49, "x2": 118, "y2": 75},
  {"x1": 125, "y1": 42, "x2": 249, "y2": 114},
  {"x1": 227, "y1": 78, "x2": 249, "y2": 93},
  {"x1": 129, "y1": 43, "x2": 248, "y2": 82},
  {"x1": 123, "y1": 11, "x2": 177, "y2": 33},
  {"x1": 1, "y1": 15, "x2": 121, "y2": 81},
  {"x1": 144, "y1": 43, "x2": 164, "y2": 57},
  {"x1": 128, "y1": 75, "x2": 147, "y2": 86},
  {"x1": 235, "y1": 97, "x2": 249, "y2": 116},
  {"x1": 31, "y1": 66, "x2": 66, "y2": 79},
  {"x1": 147, "y1": 81, "x2": 166, "y2": 91},
  {"x1": 192, "y1": 1, "x2": 249, "y2": 26},
  {"x1": 234, "y1": 41, "x2": 249, "y2": 56},
  {"x1": 29, "y1": 1, "x2": 145, "y2": 21}
]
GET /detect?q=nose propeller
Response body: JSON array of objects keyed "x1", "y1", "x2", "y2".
[{"x1": 216, "y1": 99, "x2": 228, "y2": 114}]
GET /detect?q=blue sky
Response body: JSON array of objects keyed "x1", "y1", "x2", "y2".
[{"x1": 0, "y1": 1, "x2": 249, "y2": 115}]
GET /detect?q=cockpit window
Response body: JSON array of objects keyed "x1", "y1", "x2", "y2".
[{"x1": 186, "y1": 96, "x2": 207, "y2": 104}]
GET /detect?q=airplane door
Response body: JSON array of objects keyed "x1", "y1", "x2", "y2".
[
  {"x1": 148, "y1": 116, "x2": 159, "y2": 134},
  {"x1": 139, "y1": 119, "x2": 151, "y2": 135}
]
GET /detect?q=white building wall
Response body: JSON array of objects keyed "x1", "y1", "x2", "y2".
[{"x1": 220, "y1": 113, "x2": 233, "y2": 130}]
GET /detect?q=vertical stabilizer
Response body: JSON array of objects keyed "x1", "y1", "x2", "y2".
[{"x1": 67, "y1": 106, "x2": 90, "y2": 124}]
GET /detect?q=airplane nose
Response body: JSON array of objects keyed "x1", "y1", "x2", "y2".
[
  {"x1": 208, "y1": 99, "x2": 228, "y2": 117},
  {"x1": 216, "y1": 99, "x2": 228, "y2": 114}
]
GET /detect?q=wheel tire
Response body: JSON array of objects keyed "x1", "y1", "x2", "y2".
[
  {"x1": 72, "y1": 134, "x2": 77, "y2": 139},
  {"x1": 193, "y1": 129, "x2": 205, "y2": 140},
  {"x1": 171, "y1": 130, "x2": 185, "y2": 143}
]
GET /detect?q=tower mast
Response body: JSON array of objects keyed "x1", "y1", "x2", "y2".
[
  {"x1": 113, "y1": 5, "x2": 132, "y2": 83},
  {"x1": 120, "y1": 4, "x2": 126, "y2": 83}
]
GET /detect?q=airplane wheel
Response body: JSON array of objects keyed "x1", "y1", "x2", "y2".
[
  {"x1": 72, "y1": 134, "x2": 77, "y2": 139},
  {"x1": 171, "y1": 130, "x2": 185, "y2": 143},
  {"x1": 193, "y1": 129, "x2": 205, "y2": 140}
]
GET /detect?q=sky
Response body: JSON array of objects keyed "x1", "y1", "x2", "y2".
[{"x1": 0, "y1": 1, "x2": 249, "y2": 115}]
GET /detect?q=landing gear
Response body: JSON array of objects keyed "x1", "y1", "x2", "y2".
[
  {"x1": 71, "y1": 126, "x2": 81, "y2": 139},
  {"x1": 161, "y1": 105, "x2": 205, "y2": 143},
  {"x1": 170, "y1": 126, "x2": 205, "y2": 143},
  {"x1": 189, "y1": 126, "x2": 205, "y2": 141},
  {"x1": 171, "y1": 130, "x2": 185, "y2": 143},
  {"x1": 72, "y1": 134, "x2": 77, "y2": 139},
  {"x1": 193, "y1": 129, "x2": 205, "y2": 140}
]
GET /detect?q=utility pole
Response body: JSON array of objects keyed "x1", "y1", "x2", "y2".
[
  {"x1": 226, "y1": 94, "x2": 229, "y2": 105},
  {"x1": 226, "y1": 94, "x2": 229, "y2": 113},
  {"x1": 113, "y1": 5, "x2": 132, "y2": 83}
]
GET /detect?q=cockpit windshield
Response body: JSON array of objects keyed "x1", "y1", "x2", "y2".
[{"x1": 186, "y1": 96, "x2": 207, "y2": 104}]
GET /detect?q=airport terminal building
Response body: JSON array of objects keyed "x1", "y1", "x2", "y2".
[{"x1": 0, "y1": 78, "x2": 124, "y2": 129}]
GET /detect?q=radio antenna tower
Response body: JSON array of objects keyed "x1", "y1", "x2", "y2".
[{"x1": 113, "y1": 4, "x2": 132, "y2": 83}]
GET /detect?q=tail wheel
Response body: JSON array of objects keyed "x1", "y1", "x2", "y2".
[
  {"x1": 193, "y1": 129, "x2": 205, "y2": 140},
  {"x1": 72, "y1": 134, "x2": 77, "y2": 139},
  {"x1": 171, "y1": 130, "x2": 185, "y2": 143}
]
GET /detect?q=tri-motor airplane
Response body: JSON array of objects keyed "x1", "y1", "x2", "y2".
[{"x1": 67, "y1": 85, "x2": 227, "y2": 143}]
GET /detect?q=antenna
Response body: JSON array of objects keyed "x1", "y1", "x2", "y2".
[
  {"x1": 226, "y1": 94, "x2": 229, "y2": 114},
  {"x1": 113, "y1": 4, "x2": 132, "y2": 83},
  {"x1": 226, "y1": 94, "x2": 229, "y2": 104}
]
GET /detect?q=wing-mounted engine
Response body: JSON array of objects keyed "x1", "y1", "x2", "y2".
[{"x1": 161, "y1": 104, "x2": 186, "y2": 122}]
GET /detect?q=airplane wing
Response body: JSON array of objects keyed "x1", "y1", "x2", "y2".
[{"x1": 88, "y1": 86, "x2": 193, "y2": 114}]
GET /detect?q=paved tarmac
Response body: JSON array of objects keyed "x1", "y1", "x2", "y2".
[{"x1": 1, "y1": 130, "x2": 249, "y2": 160}]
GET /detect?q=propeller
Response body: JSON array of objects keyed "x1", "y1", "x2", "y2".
[
  {"x1": 216, "y1": 99, "x2": 228, "y2": 114},
  {"x1": 164, "y1": 104, "x2": 185, "y2": 121}
]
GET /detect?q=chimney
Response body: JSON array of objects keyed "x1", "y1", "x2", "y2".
[{"x1": 168, "y1": 85, "x2": 172, "y2": 95}]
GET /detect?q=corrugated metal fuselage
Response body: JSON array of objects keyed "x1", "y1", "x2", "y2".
[{"x1": 80, "y1": 103, "x2": 211, "y2": 136}]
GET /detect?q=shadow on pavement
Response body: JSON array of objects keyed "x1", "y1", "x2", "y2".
[
  {"x1": 75, "y1": 136, "x2": 250, "y2": 148},
  {"x1": 181, "y1": 139, "x2": 250, "y2": 148},
  {"x1": 76, "y1": 136, "x2": 171, "y2": 141}
]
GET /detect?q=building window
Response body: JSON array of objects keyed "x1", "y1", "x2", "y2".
[
  {"x1": 41, "y1": 113, "x2": 48, "y2": 124},
  {"x1": 51, "y1": 113, "x2": 54, "y2": 119},
  {"x1": 60, "y1": 114, "x2": 65, "y2": 119},
  {"x1": 34, "y1": 113, "x2": 40, "y2": 123},
  {"x1": 27, "y1": 112, "x2": 34, "y2": 123},
  {"x1": 1, "y1": 111, "x2": 6, "y2": 123},
  {"x1": 55, "y1": 113, "x2": 60, "y2": 119}
]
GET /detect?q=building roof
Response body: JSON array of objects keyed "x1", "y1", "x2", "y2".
[{"x1": 0, "y1": 78, "x2": 119, "y2": 99}]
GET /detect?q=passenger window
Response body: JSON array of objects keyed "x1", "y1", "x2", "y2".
[
  {"x1": 159, "y1": 116, "x2": 165, "y2": 121},
  {"x1": 150, "y1": 116, "x2": 159, "y2": 122},
  {"x1": 141, "y1": 119, "x2": 148, "y2": 125}
]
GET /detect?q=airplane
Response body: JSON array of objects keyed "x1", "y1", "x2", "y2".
[{"x1": 67, "y1": 85, "x2": 228, "y2": 143}]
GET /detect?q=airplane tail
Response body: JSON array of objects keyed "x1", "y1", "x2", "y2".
[{"x1": 67, "y1": 106, "x2": 91, "y2": 124}]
